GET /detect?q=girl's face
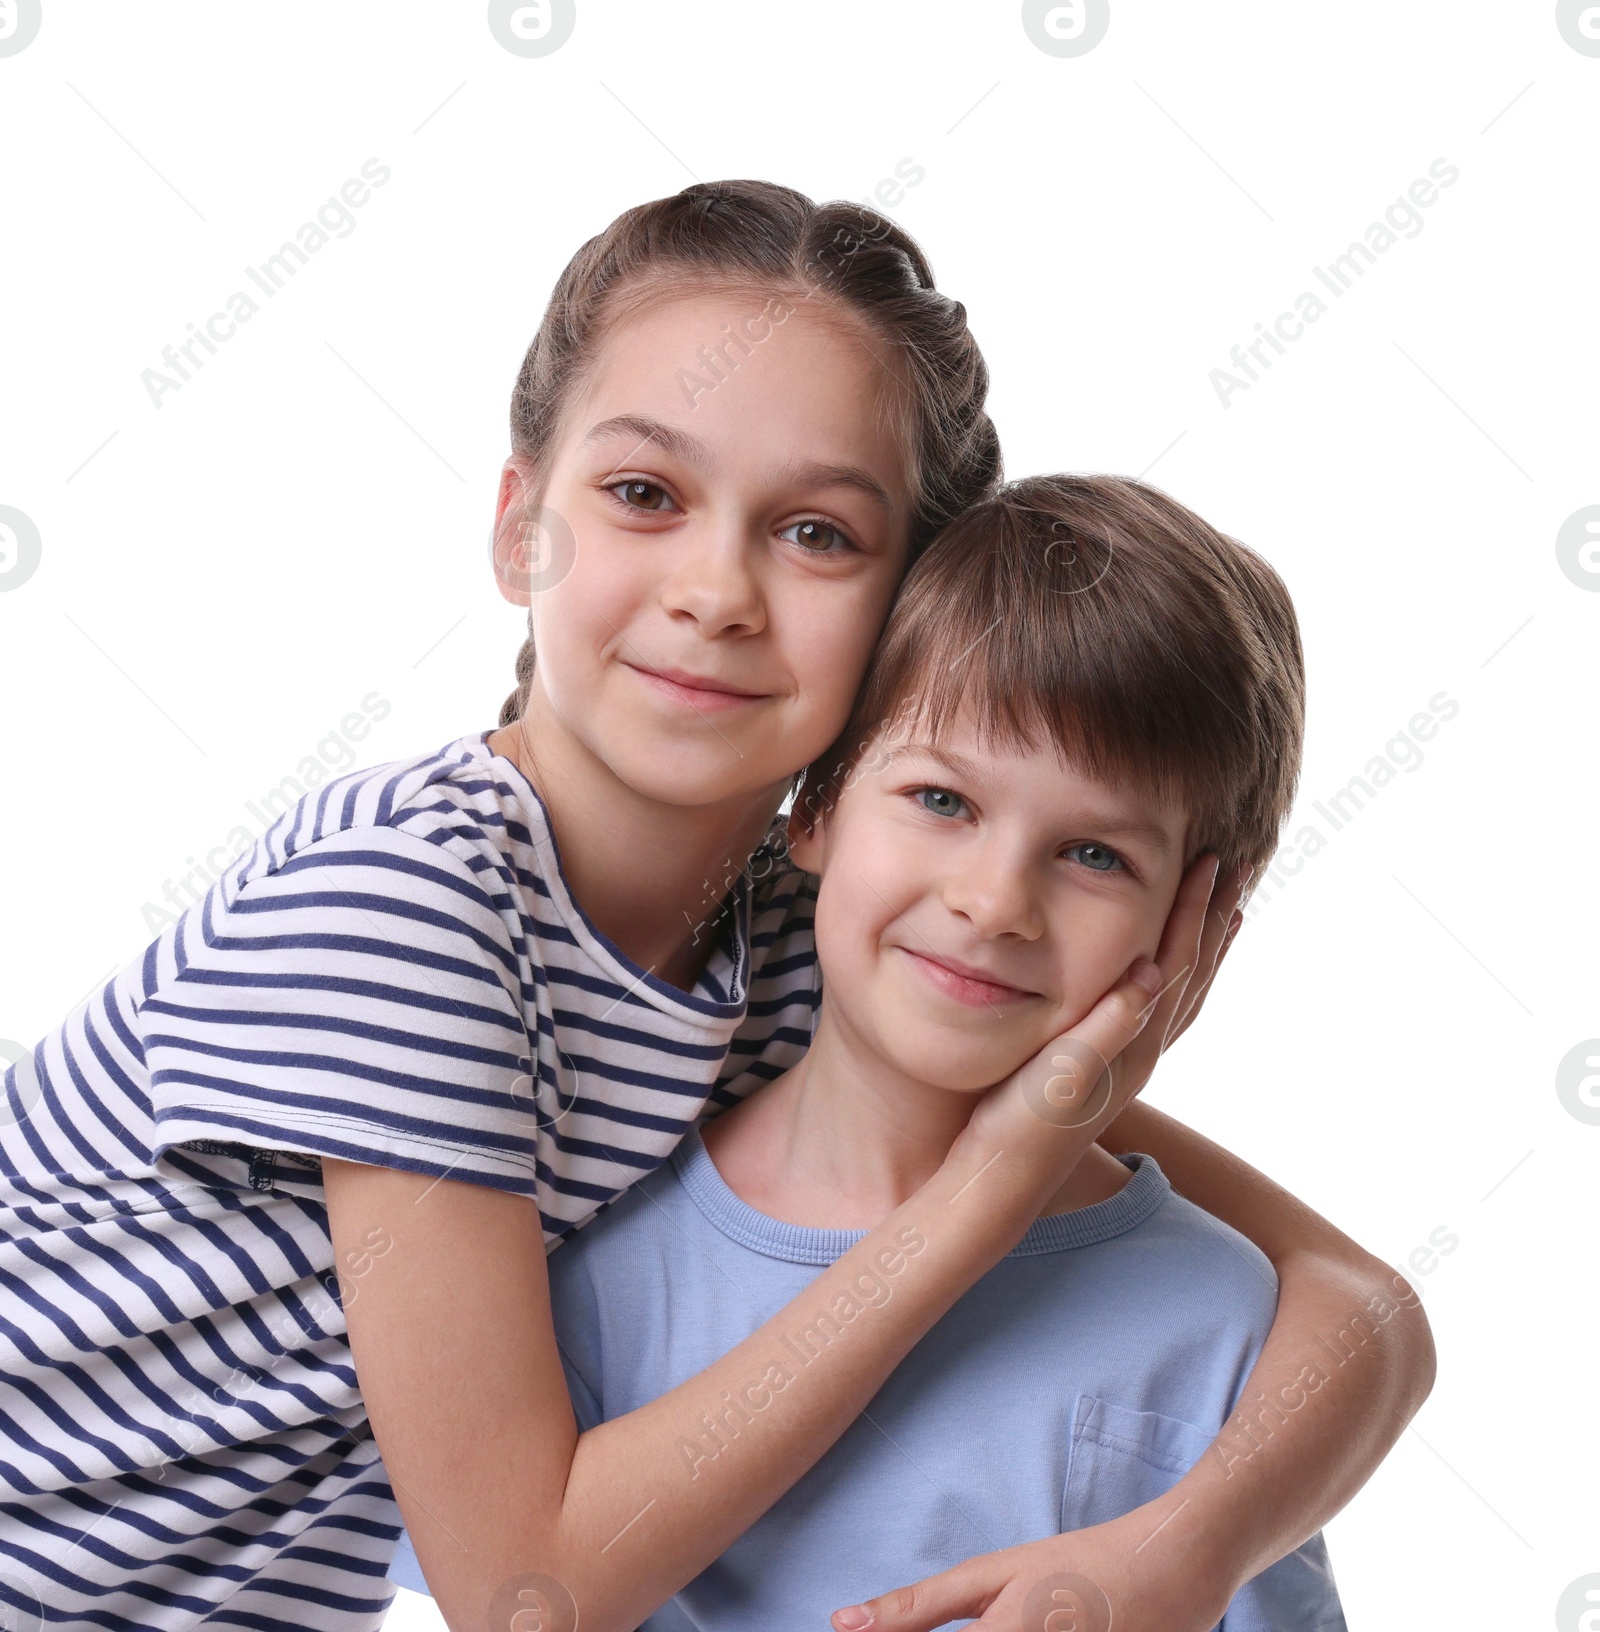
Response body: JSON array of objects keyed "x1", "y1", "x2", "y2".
[{"x1": 497, "y1": 290, "x2": 914, "y2": 811}]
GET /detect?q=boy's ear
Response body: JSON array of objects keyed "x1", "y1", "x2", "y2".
[{"x1": 785, "y1": 797, "x2": 827, "y2": 877}]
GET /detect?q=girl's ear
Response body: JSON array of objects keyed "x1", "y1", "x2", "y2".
[{"x1": 490, "y1": 459, "x2": 541, "y2": 608}]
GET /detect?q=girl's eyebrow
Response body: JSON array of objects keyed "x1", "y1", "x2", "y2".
[
  {"x1": 774, "y1": 458, "x2": 894, "y2": 514},
  {"x1": 583, "y1": 414, "x2": 710, "y2": 471},
  {"x1": 582, "y1": 415, "x2": 893, "y2": 514}
]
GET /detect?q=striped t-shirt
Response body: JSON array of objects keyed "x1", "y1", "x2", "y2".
[{"x1": 0, "y1": 729, "x2": 818, "y2": 1631}]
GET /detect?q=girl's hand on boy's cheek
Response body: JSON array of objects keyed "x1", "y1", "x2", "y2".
[
  {"x1": 960, "y1": 855, "x2": 1227, "y2": 1148},
  {"x1": 957, "y1": 856, "x2": 1222, "y2": 1171},
  {"x1": 1163, "y1": 859, "x2": 1252, "y2": 1053},
  {"x1": 828, "y1": 1511, "x2": 1233, "y2": 1632}
]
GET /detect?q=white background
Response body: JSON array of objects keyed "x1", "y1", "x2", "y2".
[{"x1": 1, "y1": 2, "x2": 1595, "y2": 1626}]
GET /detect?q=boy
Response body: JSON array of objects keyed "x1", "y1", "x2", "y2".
[{"x1": 389, "y1": 474, "x2": 1344, "y2": 1629}]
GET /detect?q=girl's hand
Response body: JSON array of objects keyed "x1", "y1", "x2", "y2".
[
  {"x1": 957, "y1": 854, "x2": 1248, "y2": 1174},
  {"x1": 829, "y1": 1512, "x2": 1234, "y2": 1632}
]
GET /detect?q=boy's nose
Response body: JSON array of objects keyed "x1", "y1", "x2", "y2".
[{"x1": 941, "y1": 849, "x2": 1043, "y2": 941}]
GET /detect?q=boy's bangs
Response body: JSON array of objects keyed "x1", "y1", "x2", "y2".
[
  {"x1": 880, "y1": 567, "x2": 1228, "y2": 837},
  {"x1": 808, "y1": 474, "x2": 1305, "y2": 870}
]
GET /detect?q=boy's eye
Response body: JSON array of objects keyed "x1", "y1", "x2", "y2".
[
  {"x1": 915, "y1": 787, "x2": 968, "y2": 819},
  {"x1": 780, "y1": 519, "x2": 853, "y2": 554},
  {"x1": 1066, "y1": 841, "x2": 1124, "y2": 873},
  {"x1": 608, "y1": 479, "x2": 676, "y2": 512}
]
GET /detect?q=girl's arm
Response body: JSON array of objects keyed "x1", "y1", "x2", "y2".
[
  {"x1": 828, "y1": 972, "x2": 1436, "y2": 1632},
  {"x1": 332, "y1": 859, "x2": 1229, "y2": 1632},
  {"x1": 1099, "y1": 1094, "x2": 1437, "y2": 1540}
]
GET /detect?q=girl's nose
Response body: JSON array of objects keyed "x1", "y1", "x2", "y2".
[{"x1": 660, "y1": 520, "x2": 767, "y2": 638}]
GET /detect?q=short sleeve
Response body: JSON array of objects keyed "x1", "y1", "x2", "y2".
[{"x1": 141, "y1": 825, "x2": 542, "y2": 1196}]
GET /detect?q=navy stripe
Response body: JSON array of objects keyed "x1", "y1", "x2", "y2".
[{"x1": 0, "y1": 730, "x2": 817, "y2": 1626}]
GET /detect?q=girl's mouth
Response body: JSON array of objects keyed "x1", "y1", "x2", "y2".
[{"x1": 626, "y1": 663, "x2": 771, "y2": 714}]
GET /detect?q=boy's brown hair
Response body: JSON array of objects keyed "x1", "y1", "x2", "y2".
[{"x1": 800, "y1": 474, "x2": 1306, "y2": 871}]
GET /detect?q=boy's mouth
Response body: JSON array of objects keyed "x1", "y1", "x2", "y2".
[
  {"x1": 625, "y1": 663, "x2": 771, "y2": 713},
  {"x1": 897, "y1": 946, "x2": 1039, "y2": 1010}
]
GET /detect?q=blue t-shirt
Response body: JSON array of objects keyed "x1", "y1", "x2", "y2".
[{"x1": 390, "y1": 1133, "x2": 1345, "y2": 1630}]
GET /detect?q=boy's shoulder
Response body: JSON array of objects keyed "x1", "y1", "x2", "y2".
[
  {"x1": 976, "y1": 1153, "x2": 1283, "y2": 1391},
  {"x1": 550, "y1": 1144, "x2": 1283, "y2": 1347},
  {"x1": 1123, "y1": 1168, "x2": 1281, "y2": 1315}
]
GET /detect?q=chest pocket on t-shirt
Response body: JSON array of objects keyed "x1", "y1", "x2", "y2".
[
  {"x1": 1061, "y1": 1393, "x2": 1208, "y2": 1529},
  {"x1": 1060, "y1": 1394, "x2": 1347, "y2": 1632}
]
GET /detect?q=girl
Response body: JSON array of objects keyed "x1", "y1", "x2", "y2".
[{"x1": 0, "y1": 182, "x2": 1431, "y2": 1632}]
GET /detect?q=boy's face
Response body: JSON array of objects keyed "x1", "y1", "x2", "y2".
[{"x1": 790, "y1": 710, "x2": 1192, "y2": 1094}]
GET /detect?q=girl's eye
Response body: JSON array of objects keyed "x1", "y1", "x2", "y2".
[
  {"x1": 915, "y1": 787, "x2": 968, "y2": 820},
  {"x1": 1066, "y1": 841, "x2": 1125, "y2": 873},
  {"x1": 608, "y1": 479, "x2": 676, "y2": 512},
  {"x1": 779, "y1": 519, "x2": 854, "y2": 554}
]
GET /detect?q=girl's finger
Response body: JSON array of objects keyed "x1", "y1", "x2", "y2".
[
  {"x1": 1111, "y1": 853, "x2": 1220, "y2": 1087},
  {"x1": 1166, "y1": 913, "x2": 1239, "y2": 1051},
  {"x1": 964, "y1": 957, "x2": 1165, "y2": 1154},
  {"x1": 832, "y1": 1558, "x2": 997, "y2": 1632},
  {"x1": 1153, "y1": 852, "x2": 1222, "y2": 1021},
  {"x1": 1167, "y1": 862, "x2": 1251, "y2": 1048}
]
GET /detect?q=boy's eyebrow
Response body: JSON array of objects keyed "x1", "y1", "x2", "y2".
[
  {"x1": 884, "y1": 741, "x2": 987, "y2": 784},
  {"x1": 885, "y1": 741, "x2": 1177, "y2": 854},
  {"x1": 582, "y1": 416, "x2": 894, "y2": 513}
]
